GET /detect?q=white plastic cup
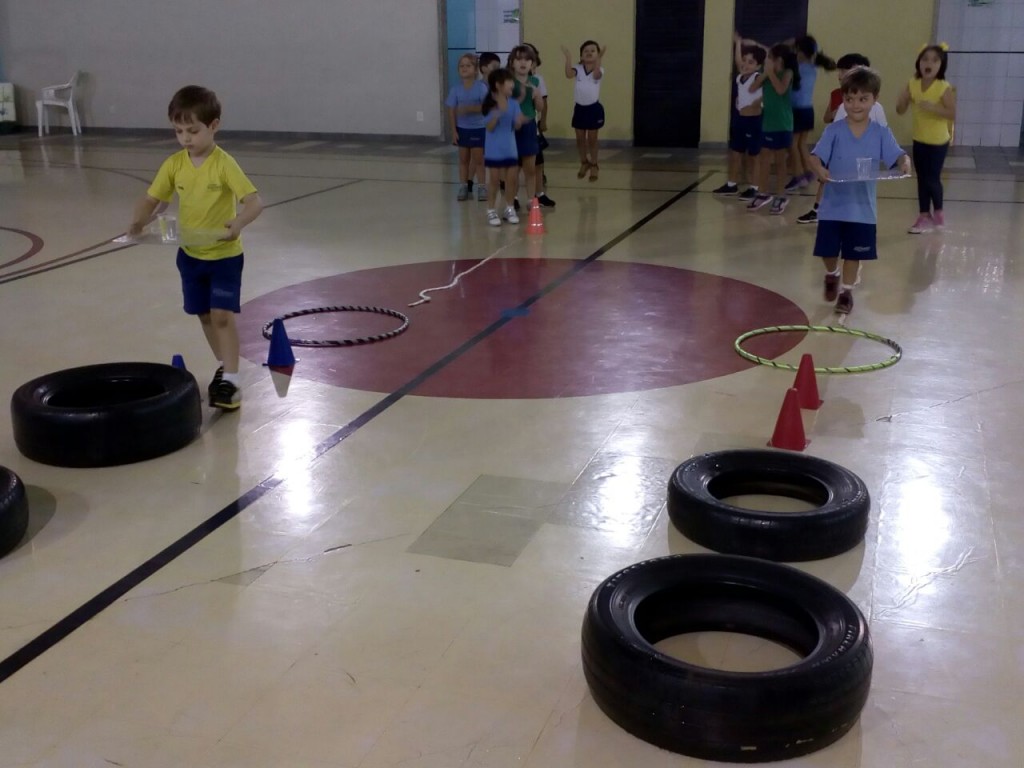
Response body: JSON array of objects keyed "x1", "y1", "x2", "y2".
[{"x1": 856, "y1": 158, "x2": 874, "y2": 180}]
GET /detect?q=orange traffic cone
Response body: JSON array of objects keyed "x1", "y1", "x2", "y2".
[
  {"x1": 768, "y1": 388, "x2": 809, "y2": 450},
  {"x1": 793, "y1": 353, "x2": 823, "y2": 410},
  {"x1": 526, "y1": 197, "x2": 545, "y2": 235}
]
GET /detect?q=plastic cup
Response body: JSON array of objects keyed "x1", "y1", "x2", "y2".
[
  {"x1": 157, "y1": 214, "x2": 178, "y2": 243},
  {"x1": 856, "y1": 158, "x2": 874, "y2": 180}
]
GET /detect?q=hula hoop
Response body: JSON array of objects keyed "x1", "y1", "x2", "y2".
[
  {"x1": 261, "y1": 306, "x2": 410, "y2": 347},
  {"x1": 734, "y1": 324, "x2": 902, "y2": 374}
]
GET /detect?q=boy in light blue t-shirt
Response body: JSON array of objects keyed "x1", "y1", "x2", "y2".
[{"x1": 808, "y1": 67, "x2": 911, "y2": 314}]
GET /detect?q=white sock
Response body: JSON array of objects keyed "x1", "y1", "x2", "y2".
[
  {"x1": 828, "y1": 268, "x2": 841, "y2": 276},
  {"x1": 222, "y1": 372, "x2": 240, "y2": 385},
  {"x1": 840, "y1": 284, "x2": 855, "y2": 292},
  {"x1": 727, "y1": 179, "x2": 737, "y2": 186}
]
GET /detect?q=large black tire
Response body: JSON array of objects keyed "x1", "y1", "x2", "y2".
[
  {"x1": 0, "y1": 466, "x2": 29, "y2": 556},
  {"x1": 582, "y1": 554, "x2": 872, "y2": 762},
  {"x1": 11, "y1": 363, "x2": 202, "y2": 468},
  {"x1": 668, "y1": 450, "x2": 870, "y2": 561}
]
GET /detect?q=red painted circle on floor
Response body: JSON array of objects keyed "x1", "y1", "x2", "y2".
[{"x1": 238, "y1": 260, "x2": 808, "y2": 399}]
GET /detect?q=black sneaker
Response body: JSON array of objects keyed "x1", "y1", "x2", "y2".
[
  {"x1": 796, "y1": 208, "x2": 818, "y2": 225},
  {"x1": 208, "y1": 366, "x2": 224, "y2": 403},
  {"x1": 747, "y1": 193, "x2": 773, "y2": 211},
  {"x1": 835, "y1": 290, "x2": 854, "y2": 314},
  {"x1": 712, "y1": 182, "x2": 739, "y2": 196},
  {"x1": 738, "y1": 187, "x2": 758, "y2": 202},
  {"x1": 537, "y1": 194, "x2": 556, "y2": 207},
  {"x1": 211, "y1": 379, "x2": 241, "y2": 410}
]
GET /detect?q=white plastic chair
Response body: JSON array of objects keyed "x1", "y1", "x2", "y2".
[{"x1": 36, "y1": 71, "x2": 82, "y2": 137}]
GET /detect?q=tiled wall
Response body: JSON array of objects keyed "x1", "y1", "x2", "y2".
[{"x1": 937, "y1": 0, "x2": 1024, "y2": 146}]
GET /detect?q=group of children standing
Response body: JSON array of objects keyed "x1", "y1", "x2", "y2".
[
  {"x1": 717, "y1": 35, "x2": 956, "y2": 313},
  {"x1": 445, "y1": 41, "x2": 606, "y2": 227}
]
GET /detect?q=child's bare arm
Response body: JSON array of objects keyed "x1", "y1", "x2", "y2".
[
  {"x1": 807, "y1": 154, "x2": 829, "y2": 182},
  {"x1": 129, "y1": 195, "x2": 161, "y2": 235},
  {"x1": 222, "y1": 192, "x2": 264, "y2": 241},
  {"x1": 448, "y1": 107, "x2": 459, "y2": 145},
  {"x1": 766, "y1": 66, "x2": 792, "y2": 95},
  {"x1": 561, "y1": 46, "x2": 576, "y2": 78},
  {"x1": 895, "y1": 84, "x2": 911, "y2": 115},
  {"x1": 591, "y1": 45, "x2": 607, "y2": 81}
]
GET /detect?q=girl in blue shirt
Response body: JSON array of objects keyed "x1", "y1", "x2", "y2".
[
  {"x1": 787, "y1": 36, "x2": 836, "y2": 193},
  {"x1": 482, "y1": 69, "x2": 525, "y2": 226},
  {"x1": 446, "y1": 54, "x2": 489, "y2": 202}
]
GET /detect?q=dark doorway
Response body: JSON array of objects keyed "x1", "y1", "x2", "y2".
[
  {"x1": 734, "y1": 0, "x2": 808, "y2": 50},
  {"x1": 633, "y1": 0, "x2": 706, "y2": 148}
]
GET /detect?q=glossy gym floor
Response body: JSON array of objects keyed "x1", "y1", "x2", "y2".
[{"x1": 1, "y1": 130, "x2": 1022, "y2": 767}]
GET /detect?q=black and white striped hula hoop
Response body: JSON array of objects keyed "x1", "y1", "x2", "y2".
[{"x1": 261, "y1": 306, "x2": 410, "y2": 347}]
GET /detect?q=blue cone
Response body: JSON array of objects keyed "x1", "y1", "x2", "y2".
[
  {"x1": 171, "y1": 354, "x2": 187, "y2": 370},
  {"x1": 267, "y1": 318, "x2": 295, "y2": 373}
]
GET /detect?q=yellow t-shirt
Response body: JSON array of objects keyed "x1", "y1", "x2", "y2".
[
  {"x1": 908, "y1": 78, "x2": 951, "y2": 145},
  {"x1": 147, "y1": 146, "x2": 258, "y2": 260}
]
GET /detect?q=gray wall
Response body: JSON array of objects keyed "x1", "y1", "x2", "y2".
[{"x1": 0, "y1": 0, "x2": 444, "y2": 136}]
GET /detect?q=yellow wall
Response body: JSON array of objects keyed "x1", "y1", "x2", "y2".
[{"x1": 527, "y1": 0, "x2": 934, "y2": 146}]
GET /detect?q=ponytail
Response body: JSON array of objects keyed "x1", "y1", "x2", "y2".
[{"x1": 814, "y1": 51, "x2": 837, "y2": 71}]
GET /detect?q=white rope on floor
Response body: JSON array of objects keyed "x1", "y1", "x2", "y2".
[{"x1": 408, "y1": 237, "x2": 524, "y2": 307}]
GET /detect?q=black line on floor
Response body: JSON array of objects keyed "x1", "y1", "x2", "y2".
[
  {"x1": 0, "y1": 171, "x2": 713, "y2": 684},
  {"x1": 0, "y1": 181, "x2": 362, "y2": 285}
]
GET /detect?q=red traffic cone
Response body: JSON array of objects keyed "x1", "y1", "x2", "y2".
[
  {"x1": 768, "y1": 388, "x2": 809, "y2": 450},
  {"x1": 266, "y1": 318, "x2": 296, "y2": 375},
  {"x1": 793, "y1": 353, "x2": 823, "y2": 410},
  {"x1": 526, "y1": 198, "x2": 545, "y2": 235}
]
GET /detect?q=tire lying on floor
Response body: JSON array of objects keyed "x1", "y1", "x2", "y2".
[
  {"x1": 668, "y1": 449, "x2": 870, "y2": 561},
  {"x1": 0, "y1": 466, "x2": 29, "y2": 557},
  {"x1": 582, "y1": 554, "x2": 872, "y2": 763},
  {"x1": 11, "y1": 363, "x2": 202, "y2": 468}
]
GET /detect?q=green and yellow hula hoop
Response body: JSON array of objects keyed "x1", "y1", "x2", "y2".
[{"x1": 735, "y1": 324, "x2": 902, "y2": 374}]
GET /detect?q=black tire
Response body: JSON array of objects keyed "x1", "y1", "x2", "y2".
[
  {"x1": 582, "y1": 554, "x2": 872, "y2": 762},
  {"x1": 11, "y1": 363, "x2": 202, "y2": 468},
  {"x1": 668, "y1": 450, "x2": 870, "y2": 561},
  {"x1": 0, "y1": 466, "x2": 29, "y2": 557}
]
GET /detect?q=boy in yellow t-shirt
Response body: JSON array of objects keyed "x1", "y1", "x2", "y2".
[{"x1": 129, "y1": 85, "x2": 263, "y2": 410}]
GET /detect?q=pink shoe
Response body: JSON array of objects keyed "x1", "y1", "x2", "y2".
[
  {"x1": 932, "y1": 210, "x2": 945, "y2": 229},
  {"x1": 908, "y1": 213, "x2": 933, "y2": 234}
]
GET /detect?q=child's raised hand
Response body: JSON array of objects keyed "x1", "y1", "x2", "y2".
[{"x1": 561, "y1": 45, "x2": 571, "y2": 58}]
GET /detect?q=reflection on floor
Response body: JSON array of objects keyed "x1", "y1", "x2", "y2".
[{"x1": 0, "y1": 131, "x2": 1022, "y2": 767}]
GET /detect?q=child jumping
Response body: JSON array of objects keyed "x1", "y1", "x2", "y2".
[
  {"x1": 562, "y1": 41, "x2": 606, "y2": 182},
  {"x1": 748, "y1": 44, "x2": 799, "y2": 214},
  {"x1": 714, "y1": 34, "x2": 765, "y2": 198},
  {"x1": 129, "y1": 85, "x2": 263, "y2": 410},
  {"x1": 482, "y1": 68, "x2": 525, "y2": 226},
  {"x1": 786, "y1": 36, "x2": 836, "y2": 193},
  {"x1": 446, "y1": 53, "x2": 488, "y2": 202},
  {"x1": 808, "y1": 68, "x2": 910, "y2": 314},
  {"x1": 896, "y1": 44, "x2": 956, "y2": 233}
]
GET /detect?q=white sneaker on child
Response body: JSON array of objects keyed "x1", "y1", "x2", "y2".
[
  {"x1": 503, "y1": 205, "x2": 519, "y2": 224},
  {"x1": 487, "y1": 209, "x2": 501, "y2": 227}
]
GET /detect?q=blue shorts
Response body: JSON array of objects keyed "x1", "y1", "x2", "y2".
[
  {"x1": 515, "y1": 119, "x2": 539, "y2": 158},
  {"x1": 729, "y1": 114, "x2": 763, "y2": 156},
  {"x1": 485, "y1": 157, "x2": 519, "y2": 168},
  {"x1": 793, "y1": 106, "x2": 815, "y2": 134},
  {"x1": 763, "y1": 130, "x2": 793, "y2": 150},
  {"x1": 176, "y1": 249, "x2": 244, "y2": 314},
  {"x1": 814, "y1": 220, "x2": 878, "y2": 261},
  {"x1": 572, "y1": 102, "x2": 605, "y2": 130},
  {"x1": 456, "y1": 127, "x2": 485, "y2": 149}
]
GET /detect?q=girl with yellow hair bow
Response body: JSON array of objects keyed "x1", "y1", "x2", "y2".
[{"x1": 896, "y1": 43, "x2": 956, "y2": 234}]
